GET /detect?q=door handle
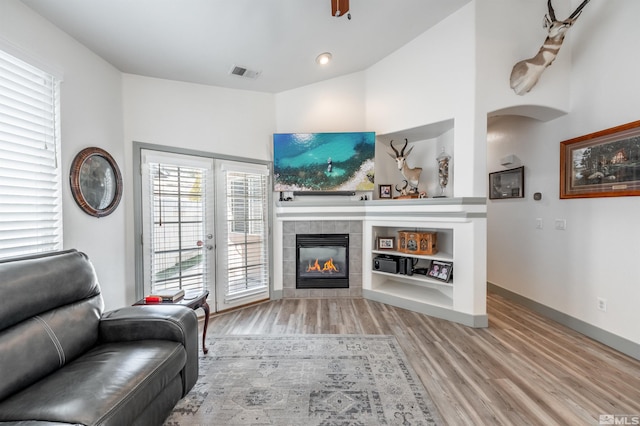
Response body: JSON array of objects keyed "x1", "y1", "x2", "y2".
[{"x1": 197, "y1": 239, "x2": 213, "y2": 250}]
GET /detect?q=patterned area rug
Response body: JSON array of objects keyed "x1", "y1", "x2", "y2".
[{"x1": 164, "y1": 335, "x2": 442, "y2": 426}]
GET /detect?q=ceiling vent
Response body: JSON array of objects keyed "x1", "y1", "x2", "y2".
[{"x1": 229, "y1": 65, "x2": 261, "y2": 79}]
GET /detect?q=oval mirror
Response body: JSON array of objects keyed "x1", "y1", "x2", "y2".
[{"x1": 70, "y1": 147, "x2": 123, "y2": 217}]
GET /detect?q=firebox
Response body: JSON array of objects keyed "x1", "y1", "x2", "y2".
[{"x1": 296, "y1": 234, "x2": 349, "y2": 289}]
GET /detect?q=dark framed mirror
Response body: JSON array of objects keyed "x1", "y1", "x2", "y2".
[{"x1": 70, "y1": 147, "x2": 123, "y2": 217}]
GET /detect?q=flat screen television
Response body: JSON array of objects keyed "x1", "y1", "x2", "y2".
[{"x1": 273, "y1": 132, "x2": 375, "y2": 192}]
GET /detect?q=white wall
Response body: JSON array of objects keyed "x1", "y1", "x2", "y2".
[
  {"x1": 275, "y1": 72, "x2": 367, "y2": 133},
  {"x1": 486, "y1": 0, "x2": 640, "y2": 345},
  {"x1": 477, "y1": 0, "x2": 572, "y2": 119},
  {"x1": 365, "y1": 3, "x2": 483, "y2": 197},
  {"x1": 122, "y1": 74, "x2": 276, "y2": 302},
  {"x1": 1, "y1": 0, "x2": 126, "y2": 310}
]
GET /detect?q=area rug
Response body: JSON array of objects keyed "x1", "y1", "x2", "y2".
[{"x1": 164, "y1": 335, "x2": 442, "y2": 426}]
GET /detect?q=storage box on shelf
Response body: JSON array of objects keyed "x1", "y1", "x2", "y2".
[{"x1": 397, "y1": 230, "x2": 438, "y2": 255}]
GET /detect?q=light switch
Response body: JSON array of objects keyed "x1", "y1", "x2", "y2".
[
  {"x1": 554, "y1": 219, "x2": 566, "y2": 230},
  {"x1": 536, "y1": 218, "x2": 543, "y2": 230}
]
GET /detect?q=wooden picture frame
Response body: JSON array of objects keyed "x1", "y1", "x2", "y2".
[
  {"x1": 70, "y1": 147, "x2": 123, "y2": 217},
  {"x1": 560, "y1": 120, "x2": 640, "y2": 199},
  {"x1": 489, "y1": 166, "x2": 524, "y2": 200},
  {"x1": 376, "y1": 236, "x2": 395, "y2": 250},
  {"x1": 378, "y1": 184, "x2": 392, "y2": 199},
  {"x1": 427, "y1": 260, "x2": 453, "y2": 282}
]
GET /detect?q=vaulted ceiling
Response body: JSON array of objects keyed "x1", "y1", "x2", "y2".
[{"x1": 21, "y1": 0, "x2": 471, "y2": 93}]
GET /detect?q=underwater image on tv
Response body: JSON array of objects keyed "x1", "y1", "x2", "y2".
[{"x1": 273, "y1": 132, "x2": 375, "y2": 192}]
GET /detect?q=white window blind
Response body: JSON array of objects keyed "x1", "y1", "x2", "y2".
[
  {"x1": 220, "y1": 162, "x2": 269, "y2": 302},
  {"x1": 146, "y1": 162, "x2": 209, "y2": 294},
  {"x1": 0, "y1": 49, "x2": 61, "y2": 259}
]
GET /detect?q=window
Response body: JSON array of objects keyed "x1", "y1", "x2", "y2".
[
  {"x1": 0, "y1": 49, "x2": 62, "y2": 259},
  {"x1": 216, "y1": 161, "x2": 269, "y2": 310}
]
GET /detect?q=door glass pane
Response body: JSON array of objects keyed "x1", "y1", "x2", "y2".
[
  {"x1": 217, "y1": 162, "x2": 269, "y2": 311},
  {"x1": 148, "y1": 163, "x2": 208, "y2": 294}
]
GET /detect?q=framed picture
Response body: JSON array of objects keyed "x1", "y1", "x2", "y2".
[
  {"x1": 489, "y1": 166, "x2": 524, "y2": 200},
  {"x1": 376, "y1": 236, "x2": 395, "y2": 250},
  {"x1": 378, "y1": 184, "x2": 392, "y2": 199},
  {"x1": 560, "y1": 120, "x2": 640, "y2": 199},
  {"x1": 427, "y1": 260, "x2": 453, "y2": 282}
]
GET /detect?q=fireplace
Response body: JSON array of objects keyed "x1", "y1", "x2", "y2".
[{"x1": 296, "y1": 234, "x2": 349, "y2": 289}]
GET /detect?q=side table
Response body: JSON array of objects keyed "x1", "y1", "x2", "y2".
[{"x1": 134, "y1": 290, "x2": 210, "y2": 354}]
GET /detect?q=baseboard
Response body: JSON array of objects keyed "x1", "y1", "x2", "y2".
[
  {"x1": 488, "y1": 282, "x2": 639, "y2": 361},
  {"x1": 362, "y1": 289, "x2": 488, "y2": 328}
]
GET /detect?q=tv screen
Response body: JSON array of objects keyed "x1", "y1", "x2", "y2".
[{"x1": 273, "y1": 132, "x2": 375, "y2": 192}]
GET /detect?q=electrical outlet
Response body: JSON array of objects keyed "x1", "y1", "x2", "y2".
[{"x1": 597, "y1": 298, "x2": 607, "y2": 312}]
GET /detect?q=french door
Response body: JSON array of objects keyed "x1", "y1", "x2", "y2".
[
  {"x1": 215, "y1": 160, "x2": 270, "y2": 311},
  {"x1": 141, "y1": 150, "x2": 215, "y2": 304},
  {"x1": 140, "y1": 150, "x2": 270, "y2": 312}
]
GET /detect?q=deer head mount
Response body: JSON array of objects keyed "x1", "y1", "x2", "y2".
[
  {"x1": 387, "y1": 139, "x2": 422, "y2": 191},
  {"x1": 510, "y1": 0, "x2": 591, "y2": 96}
]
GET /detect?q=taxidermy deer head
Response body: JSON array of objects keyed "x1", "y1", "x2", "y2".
[
  {"x1": 387, "y1": 139, "x2": 422, "y2": 191},
  {"x1": 510, "y1": 0, "x2": 591, "y2": 95}
]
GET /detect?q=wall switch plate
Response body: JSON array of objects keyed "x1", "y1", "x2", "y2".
[
  {"x1": 554, "y1": 219, "x2": 567, "y2": 230},
  {"x1": 536, "y1": 218, "x2": 543, "y2": 230}
]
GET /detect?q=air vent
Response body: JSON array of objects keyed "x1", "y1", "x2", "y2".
[{"x1": 229, "y1": 65, "x2": 261, "y2": 79}]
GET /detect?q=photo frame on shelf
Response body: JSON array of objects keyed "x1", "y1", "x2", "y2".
[
  {"x1": 376, "y1": 236, "x2": 395, "y2": 250},
  {"x1": 427, "y1": 260, "x2": 453, "y2": 282},
  {"x1": 378, "y1": 184, "x2": 392, "y2": 199},
  {"x1": 560, "y1": 120, "x2": 640, "y2": 199},
  {"x1": 489, "y1": 166, "x2": 524, "y2": 200}
]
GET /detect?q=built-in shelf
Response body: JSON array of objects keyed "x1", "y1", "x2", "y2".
[
  {"x1": 371, "y1": 279, "x2": 453, "y2": 309},
  {"x1": 371, "y1": 270, "x2": 454, "y2": 288},
  {"x1": 371, "y1": 249, "x2": 453, "y2": 262}
]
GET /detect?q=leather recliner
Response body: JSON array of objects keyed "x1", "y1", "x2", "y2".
[{"x1": 0, "y1": 249, "x2": 198, "y2": 425}]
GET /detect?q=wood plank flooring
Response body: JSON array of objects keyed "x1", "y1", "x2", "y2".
[{"x1": 204, "y1": 293, "x2": 640, "y2": 425}]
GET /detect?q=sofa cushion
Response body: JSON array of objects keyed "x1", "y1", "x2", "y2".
[
  {"x1": 0, "y1": 340, "x2": 186, "y2": 426},
  {"x1": 0, "y1": 250, "x2": 103, "y2": 332},
  {"x1": 0, "y1": 295, "x2": 103, "y2": 402}
]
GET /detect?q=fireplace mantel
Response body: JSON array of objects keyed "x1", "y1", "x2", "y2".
[{"x1": 275, "y1": 197, "x2": 486, "y2": 220}]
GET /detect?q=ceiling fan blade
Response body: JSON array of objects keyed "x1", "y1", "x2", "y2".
[{"x1": 331, "y1": 0, "x2": 349, "y2": 17}]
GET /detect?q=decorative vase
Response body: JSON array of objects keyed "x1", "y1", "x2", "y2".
[{"x1": 434, "y1": 148, "x2": 451, "y2": 198}]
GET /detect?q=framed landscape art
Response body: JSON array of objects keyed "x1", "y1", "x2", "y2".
[{"x1": 560, "y1": 120, "x2": 640, "y2": 199}]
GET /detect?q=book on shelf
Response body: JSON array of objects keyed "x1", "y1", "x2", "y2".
[{"x1": 146, "y1": 288, "x2": 185, "y2": 303}]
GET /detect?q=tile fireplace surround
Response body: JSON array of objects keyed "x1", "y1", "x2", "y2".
[{"x1": 282, "y1": 220, "x2": 362, "y2": 299}]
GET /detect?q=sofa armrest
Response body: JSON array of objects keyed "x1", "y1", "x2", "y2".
[{"x1": 99, "y1": 305, "x2": 198, "y2": 395}]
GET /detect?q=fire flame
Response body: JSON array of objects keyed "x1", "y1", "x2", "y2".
[{"x1": 306, "y1": 258, "x2": 339, "y2": 273}]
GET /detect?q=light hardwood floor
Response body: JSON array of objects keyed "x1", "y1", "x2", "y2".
[{"x1": 205, "y1": 293, "x2": 640, "y2": 425}]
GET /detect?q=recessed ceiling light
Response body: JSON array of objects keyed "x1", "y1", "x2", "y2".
[{"x1": 316, "y1": 52, "x2": 332, "y2": 65}]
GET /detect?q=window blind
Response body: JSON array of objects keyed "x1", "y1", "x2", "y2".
[
  {"x1": 220, "y1": 163, "x2": 269, "y2": 302},
  {"x1": 0, "y1": 49, "x2": 61, "y2": 258},
  {"x1": 146, "y1": 162, "x2": 208, "y2": 294}
]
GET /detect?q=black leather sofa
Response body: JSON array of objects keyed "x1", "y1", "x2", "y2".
[{"x1": 0, "y1": 249, "x2": 199, "y2": 425}]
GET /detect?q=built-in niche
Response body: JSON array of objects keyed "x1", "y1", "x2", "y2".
[{"x1": 375, "y1": 119, "x2": 455, "y2": 199}]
